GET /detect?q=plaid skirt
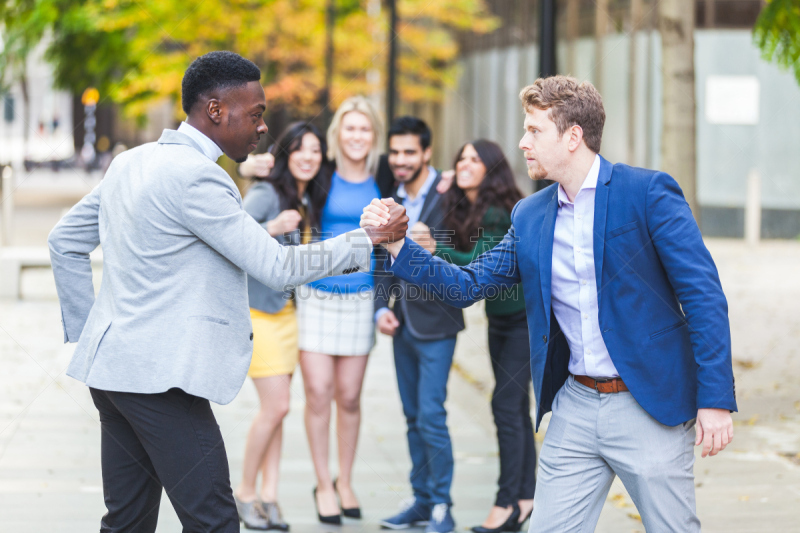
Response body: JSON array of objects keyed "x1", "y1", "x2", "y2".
[{"x1": 296, "y1": 285, "x2": 375, "y2": 356}]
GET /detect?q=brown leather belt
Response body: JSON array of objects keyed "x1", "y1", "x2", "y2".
[{"x1": 573, "y1": 375, "x2": 629, "y2": 393}]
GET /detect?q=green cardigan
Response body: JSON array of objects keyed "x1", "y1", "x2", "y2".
[{"x1": 434, "y1": 206, "x2": 526, "y2": 317}]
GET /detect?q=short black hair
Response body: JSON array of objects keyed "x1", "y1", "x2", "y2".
[
  {"x1": 387, "y1": 116, "x2": 432, "y2": 150},
  {"x1": 181, "y1": 51, "x2": 261, "y2": 114}
]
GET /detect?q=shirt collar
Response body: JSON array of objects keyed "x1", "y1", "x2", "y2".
[
  {"x1": 557, "y1": 154, "x2": 601, "y2": 207},
  {"x1": 397, "y1": 166, "x2": 438, "y2": 201},
  {"x1": 177, "y1": 121, "x2": 224, "y2": 162}
]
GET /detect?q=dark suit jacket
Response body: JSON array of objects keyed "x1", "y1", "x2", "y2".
[
  {"x1": 374, "y1": 171, "x2": 465, "y2": 340},
  {"x1": 375, "y1": 154, "x2": 396, "y2": 198}
]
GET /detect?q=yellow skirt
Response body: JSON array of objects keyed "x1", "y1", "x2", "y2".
[{"x1": 247, "y1": 303, "x2": 299, "y2": 378}]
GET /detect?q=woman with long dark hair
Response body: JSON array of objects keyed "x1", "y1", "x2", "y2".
[
  {"x1": 422, "y1": 140, "x2": 535, "y2": 533},
  {"x1": 233, "y1": 121, "x2": 332, "y2": 530}
]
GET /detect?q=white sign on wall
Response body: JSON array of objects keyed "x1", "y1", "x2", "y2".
[{"x1": 705, "y1": 76, "x2": 760, "y2": 125}]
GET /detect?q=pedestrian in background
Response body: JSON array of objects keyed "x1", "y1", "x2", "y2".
[
  {"x1": 412, "y1": 140, "x2": 534, "y2": 533},
  {"x1": 298, "y1": 96, "x2": 383, "y2": 524},
  {"x1": 234, "y1": 122, "x2": 332, "y2": 530}
]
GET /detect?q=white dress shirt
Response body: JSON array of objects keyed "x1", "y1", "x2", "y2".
[
  {"x1": 177, "y1": 122, "x2": 223, "y2": 161},
  {"x1": 550, "y1": 155, "x2": 619, "y2": 378},
  {"x1": 396, "y1": 166, "x2": 438, "y2": 228}
]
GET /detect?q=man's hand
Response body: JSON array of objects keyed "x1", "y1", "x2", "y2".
[
  {"x1": 266, "y1": 209, "x2": 302, "y2": 237},
  {"x1": 361, "y1": 198, "x2": 393, "y2": 228},
  {"x1": 361, "y1": 198, "x2": 408, "y2": 246},
  {"x1": 377, "y1": 310, "x2": 400, "y2": 336},
  {"x1": 239, "y1": 153, "x2": 275, "y2": 178},
  {"x1": 696, "y1": 408, "x2": 733, "y2": 457},
  {"x1": 436, "y1": 169, "x2": 454, "y2": 194},
  {"x1": 410, "y1": 221, "x2": 436, "y2": 254}
]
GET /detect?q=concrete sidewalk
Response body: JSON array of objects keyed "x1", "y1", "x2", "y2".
[
  {"x1": 0, "y1": 194, "x2": 799, "y2": 532},
  {"x1": 0, "y1": 296, "x2": 514, "y2": 533}
]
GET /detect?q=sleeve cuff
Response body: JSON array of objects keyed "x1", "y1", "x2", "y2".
[
  {"x1": 374, "y1": 307, "x2": 391, "y2": 323},
  {"x1": 357, "y1": 228, "x2": 374, "y2": 254}
]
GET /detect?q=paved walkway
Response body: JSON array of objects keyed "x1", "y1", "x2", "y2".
[{"x1": 1, "y1": 181, "x2": 799, "y2": 531}]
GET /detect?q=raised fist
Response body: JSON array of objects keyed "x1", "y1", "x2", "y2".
[
  {"x1": 239, "y1": 152, "x2": 275, "y2": 179},
  {"x1": 267, "y1": 209, "x2": 303, "y2": 236}
]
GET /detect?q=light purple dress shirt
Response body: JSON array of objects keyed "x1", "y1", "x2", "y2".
[{"x1": 551, "y1": 155, "x2": 620, "y2": 378}]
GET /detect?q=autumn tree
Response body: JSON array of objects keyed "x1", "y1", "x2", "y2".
[{"x1": 2, "y1": 0, "x2": 497, "y2": 122}]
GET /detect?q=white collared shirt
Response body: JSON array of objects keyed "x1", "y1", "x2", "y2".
[
  {"x1": 177, "y1": 122, "x2": 224, "y2": 161},
  {"x1": 396, "y1": 166, "x2": 438, "y2": 228},
  {"x1": 551, "y1": 155, "x2": 619, "y2": 378}
]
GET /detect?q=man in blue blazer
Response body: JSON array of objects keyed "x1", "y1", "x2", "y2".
[{"x1": 362, "y1": 76, "x2": 736, "y2": 531}]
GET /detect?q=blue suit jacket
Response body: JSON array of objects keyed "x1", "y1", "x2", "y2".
[{"x1": 387, "y1": 156, "x2": 737, "y2": 429}]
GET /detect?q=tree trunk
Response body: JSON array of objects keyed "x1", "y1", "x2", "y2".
[
  {"x1": 658, "y1": 0, "x2": 700, "y2": 224},
  {"x1": 627, "y1": 0, "x2": 643, "y2": 165},
  {"x1": 594, "y1": 0, "x2": 609, "y2": 95},
  {"x1": 322, "y1": 0, "x2": 335, "y2": 125}
]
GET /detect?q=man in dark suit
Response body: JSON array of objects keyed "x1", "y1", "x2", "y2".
[
  {"x1": 364, "y1": 77, "x2": 736, "y2": 532},
  {"x1": 375, "y1": 117, "x2": 463, "y2": 533}
]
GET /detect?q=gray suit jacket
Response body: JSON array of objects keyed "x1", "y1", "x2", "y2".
[
  {"x1": 243, "y1": 181, "x2": 302, "y2": 314},
  {"x1": 48, "y1": 130, "x2": 372, "y2": 404}
]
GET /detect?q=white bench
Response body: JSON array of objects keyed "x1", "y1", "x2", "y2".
[{"x1": 0, "y1": 246, "x2": 103, "y2": 299}]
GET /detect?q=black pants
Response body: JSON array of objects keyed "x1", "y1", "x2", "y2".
[
  {"x1": 89, "y1": 387, "x2": 239, "y2": 533},
  {"x1": 487, "y1": 310, "x2": 537, "y2": 507}
]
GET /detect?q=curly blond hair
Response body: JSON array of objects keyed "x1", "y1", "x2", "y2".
[{"x1": 519, "y1": 76, "x2": 605, "y2": 153}]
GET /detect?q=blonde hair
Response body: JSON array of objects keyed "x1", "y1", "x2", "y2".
[
  {"x1": 327, "y1": 96, "x2": 384, "y2": 176},
  {"x1": 519, "y1": 76, "x2": 605, "y2": 153}
]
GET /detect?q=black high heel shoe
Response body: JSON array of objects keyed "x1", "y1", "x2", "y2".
[
  {"x1": 333, "y1": 478, "x2": 362, "y2": 519},
  {"x1": 506, "y1": 506, "x2": 532, "y2": 532},
  {"x1": 313, "y1": 487, "x2": 342, "y2": 525},
  {"x1": 471, "y1": 505, "x2": 520, "y2": 533}
]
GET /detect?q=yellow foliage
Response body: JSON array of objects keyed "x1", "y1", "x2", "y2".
[{"x1": 76, "y1": 0, "x2": 498, "y2": 119}]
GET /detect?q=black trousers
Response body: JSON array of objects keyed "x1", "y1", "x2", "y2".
[
  {"x1": 487, "y1": 310, "x2": 537, "y2": 507},
  {"x1": 89, "y1": 387, "x2": 239, "y2": 533}
]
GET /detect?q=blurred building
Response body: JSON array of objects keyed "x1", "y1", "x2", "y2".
[
  {"x1": 0, "y1": 38, "x2": 74, "y2": 167},
  {"x1": 409, "y1": 0, "x2": 800, "y2": 239},
  {"x1": 0, "y1": 31, "x2": 176, "y2": 170}
]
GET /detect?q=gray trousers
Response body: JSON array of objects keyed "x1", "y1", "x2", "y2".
[{"x1": 530, "y1": 376, "x2": 700, "y2": 532}]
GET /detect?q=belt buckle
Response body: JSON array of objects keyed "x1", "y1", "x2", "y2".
[{"x1": 594, "y1": 378, "x2": 612, "y2": 393}]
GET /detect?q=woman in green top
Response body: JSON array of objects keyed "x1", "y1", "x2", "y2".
[{"x1": 422, "y1": 140, "x2": 535, "y2": 533}]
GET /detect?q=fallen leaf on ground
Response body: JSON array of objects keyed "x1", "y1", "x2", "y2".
[{"x1": 609, "y1": 493, "x2": 630, "y2": 508}]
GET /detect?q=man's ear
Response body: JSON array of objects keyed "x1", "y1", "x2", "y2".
[
  {"x1": 206, "y1": 99, "x2": 222, "y2": 125},
  {"x1": 423, "y1": 146, "x2": 432, "y2": 164},
  {"x1": 567, "y1": 125, "x2": 584, "y2": 152}
]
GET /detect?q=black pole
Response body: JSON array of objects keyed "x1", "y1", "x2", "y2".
[
  {"x1": 386, "y1": 0, "x2": 398, "y2": 126},
  {"x1": 539, "y1": 0, "x2": 557, "y2": 77},
  {"x1": 322, "y1": 0, "x2": 335, "y2": 124}
]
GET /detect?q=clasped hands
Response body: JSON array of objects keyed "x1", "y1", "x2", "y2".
[
  {"x1": 360, "y1": 198, "x2": 438, "y2": 256},
  {"x1": 361, "y1": 198, "x2": 409, "y2": 249}
]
